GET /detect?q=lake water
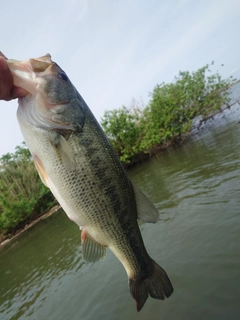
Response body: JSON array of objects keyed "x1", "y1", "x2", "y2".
[{"x1": 1, "y1": 99, "x2": 240, "y2": 319}]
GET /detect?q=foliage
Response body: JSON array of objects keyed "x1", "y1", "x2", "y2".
[
  {"x1": 0, "y1": 143, "x2": 56, "y2": 236},
  {"x1": 101, "y1": 105, "x2": 144, "y2": 164},
  {"x1": 101, "y1": 62, "x2": 236, "y2": 164}
]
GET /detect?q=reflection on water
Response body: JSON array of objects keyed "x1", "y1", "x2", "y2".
[
  {"x1": 0, "y1": 211, "x2": 84, "y2": 320},
  {"x1": 1, "y1": 103, "x2": 240, "y2": 320}
]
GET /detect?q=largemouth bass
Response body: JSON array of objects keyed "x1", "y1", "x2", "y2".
[{"x1": 6, "y1": 54, "x2": 173, "y2": 311}]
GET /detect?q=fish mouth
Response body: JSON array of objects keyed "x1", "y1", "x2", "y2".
[
  {"x1": 7, "y1": 54, "x2": 53, "y2": 95},
  {"x1": 29, "y1": 58, "x2": 52, "y2": 73}
]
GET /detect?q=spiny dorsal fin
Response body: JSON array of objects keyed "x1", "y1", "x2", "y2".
[
  {"x1": 133, "y1": 184, "x2": 159, "y2": 223},
  {"x1": 81, "y1": 229, "x2": 106, "y2": 263}
]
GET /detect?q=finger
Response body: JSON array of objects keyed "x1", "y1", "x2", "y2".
[
  {"x1": 11, "y1": 86, "x2": 28, "y2": 100},
  {"x1": 0, "y1": 57, "x2": 28, "y2": 100},
  {"x1": 0, "y1": 51, "x2": 8, "y2": 59},
  {"x1": 0, "y1": 57, "x2": 14, "y2": 100}
]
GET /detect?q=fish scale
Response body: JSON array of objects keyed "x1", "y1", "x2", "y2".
[{"x1": 6, "y1": 53, "x2": 173, "y2": 311}]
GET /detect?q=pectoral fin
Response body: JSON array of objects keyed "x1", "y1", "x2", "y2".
[
  {"x1": 133, "y1": 184, "x2": 159, "y2": 223},
  {"x1": 81, "y1": 229, "x2": 106, "y2": 263},
  {"x1": 57, "y1": 134, "x2": 76, "y2": 170},
  {"x1": 50, "y1": 133, "x2": 76, "y2": 170}
]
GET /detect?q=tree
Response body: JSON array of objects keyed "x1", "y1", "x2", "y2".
[
  {"x1": 101, "y1": 63, "x2": 236, "y2": 164},
  {"x1": 0, "y1": 143, "x2": 56, "y2": 236}
]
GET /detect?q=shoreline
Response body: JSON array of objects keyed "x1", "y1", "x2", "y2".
[
  {"x1": 0, "y1": 204, "x2": 61, "y2": 247},
  {"x1": 1, "y1": 93, "x2": 240, "y2": 248}
]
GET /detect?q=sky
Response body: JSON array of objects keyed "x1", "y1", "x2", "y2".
[{"x1": 0, "y1": 0, "x2": 240, "y2": 156}]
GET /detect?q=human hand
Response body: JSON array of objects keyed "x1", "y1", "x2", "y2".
[{"x1": 0, "y1": 53, "x2": 27, "y2": 101}]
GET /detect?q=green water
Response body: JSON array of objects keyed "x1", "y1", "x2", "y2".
[{"x1": 1, "y1": 105, "x2": 240, "y2": 320}]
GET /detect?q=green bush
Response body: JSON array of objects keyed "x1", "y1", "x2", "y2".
[
  {"x1": 101, "y1": 105, "x2": 145, "y2": 164},
  {"x1": 101, "y1": 63, "x2": 236, "y2": 164},
  {"x1": 0, "y1": 143, "x2": 56, "y2": 235}
]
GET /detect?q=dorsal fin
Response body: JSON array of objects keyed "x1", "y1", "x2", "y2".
[{"x1": 133, "y1": 184, "x2": 159, "y2": 223}]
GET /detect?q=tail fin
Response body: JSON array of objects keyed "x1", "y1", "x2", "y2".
[{"x1": 129, "y1": 259, "x2": 173, "y2": 312}]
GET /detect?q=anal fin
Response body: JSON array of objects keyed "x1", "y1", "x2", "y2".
[{"x1": 81, "y1": 229, "x2": 106, "y2": 263}]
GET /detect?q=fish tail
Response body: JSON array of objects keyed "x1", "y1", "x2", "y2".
[{"x1": 129, "y1": 259, "x2": 173, "y2": 312}]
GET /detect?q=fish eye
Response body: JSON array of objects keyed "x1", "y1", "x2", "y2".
[{"x1": 59, "y1": 72, "x2": 68, "y2": 81}]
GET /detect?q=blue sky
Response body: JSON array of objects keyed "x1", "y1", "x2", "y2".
[{"x1": 0, "y1": 0, "x2": 239, "y2": 156}]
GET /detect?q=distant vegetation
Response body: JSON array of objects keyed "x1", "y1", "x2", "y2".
[
  {"x1": 0, "y1": 143, "x2": 56, "y2": 240},
  {"x1": 101, "y1": 62, "x2": 236, "y2": 165},
  {"x1": 0, "y1": 62, "x2": 237, "y2": 240}
]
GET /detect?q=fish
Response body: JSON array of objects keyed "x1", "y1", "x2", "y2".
[{"x1": 6, "y1": 54, "x2": 173, "y2": 311}]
